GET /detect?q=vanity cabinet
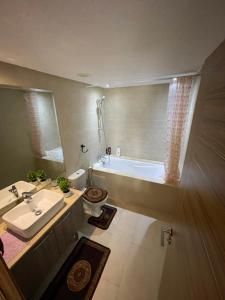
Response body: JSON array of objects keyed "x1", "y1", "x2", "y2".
[
  {"x1": 11, "y1": 198, "x2": 84, "y2": 300},
  {"x1": 54, "y1": 210, "x2": 77, "y2": 255},
  {"x1": 11, "y1": 229, "x2": 59, "y2": 300},
  {"x1": 54, "y1": 197, "x2": 84, "y2": 256}
]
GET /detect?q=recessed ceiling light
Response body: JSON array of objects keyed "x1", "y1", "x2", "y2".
[
  {"x1": 173, "y1": 77, "x2": 177, "y2": 81},
  {"x1": 106, "y1": 84, "x2": 110, "y2": 88},
  {"x1": 77, "y1": 73, "x2": 90, "y2": 78}
]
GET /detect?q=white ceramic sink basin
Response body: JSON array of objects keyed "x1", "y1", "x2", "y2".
[
  {"x1": 2, "y1": 189, "x2": 64, "y2": 239},
  {"x1": 0, "y1": 181, "x2": 36, "y2": 215}
]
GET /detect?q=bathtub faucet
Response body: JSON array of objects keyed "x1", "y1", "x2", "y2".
[{"x1": 100, "y1": 154, "x2": 108, "y2": 164}]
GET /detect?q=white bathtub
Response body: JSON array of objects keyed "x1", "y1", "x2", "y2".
[
  {"x1": 93, "y1": 156, "x2": 165, "y2": 184},
  {"x1": 92, "y1": 156, "x2": 177, "y2": 219},
  {"x1": 42, "y1": 147, "x2": 64, "y2": 163}
]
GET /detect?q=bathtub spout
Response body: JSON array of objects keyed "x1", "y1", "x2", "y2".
[{"x1": 100, "y1": 154, "x2": 108, "y2": 165}]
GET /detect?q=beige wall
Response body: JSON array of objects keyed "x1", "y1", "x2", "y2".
[
  {"x1": 0, "y1": 88, "x2": 36, "y2": 188},
  {"x1": 0, "y1": 61, "x2": 168, "y2": 184},
  {"x1": 159, "y1": 39, "x2": 225, "y2": 300},
  {"x1": 0, "y1": 61, "x2": 104, "y2": 177},
  {"x1": 104, "y1": 84, "x2": 169, "y2": 161}
]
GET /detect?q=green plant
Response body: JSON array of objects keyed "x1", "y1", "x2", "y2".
[
  {"x1": 59, "y1": 179, "x2": 70, "y2": 193},
  {"x1": 36, "y1": 170, "x2": 46, "y2": 181},
  {"x1": 26, "y1": 171, "x2": 37, "y2": 182},
  {"x1": 56, "y1": 176, "x2": 66, "y2": 185}
]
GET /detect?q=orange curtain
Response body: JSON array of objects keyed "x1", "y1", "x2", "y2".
[
  {"x1": 165, "y1": 76, "x2": 193, "y2": 184},
  {"x1": 24, "y1": 92, "x2": 44, "y2": 157}
]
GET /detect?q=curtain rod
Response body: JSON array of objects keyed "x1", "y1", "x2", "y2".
[
  {"x1": 156, "y1": 72, "x2": 201, "y2": 81},
  {"x1": 94, "y1": 72, "x2": 202, "y2": 88}
]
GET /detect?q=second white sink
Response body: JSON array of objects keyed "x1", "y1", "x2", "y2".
[
  {"x1": 0, "y1": 181, "x2": 37, "y2": 215},
  {"x1": 2, "y1": 189, "x2": 64, "y2": 239}
]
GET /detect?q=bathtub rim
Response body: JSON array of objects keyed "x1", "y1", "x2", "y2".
[
  {"x1": 93, "y1": 155, "x2": 165, "y2": 185},
  {"x1": 99, "y1": 155, "x2": 164, "y2": 165}
]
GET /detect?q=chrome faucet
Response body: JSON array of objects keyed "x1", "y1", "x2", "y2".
[
  {"x1": 22, "y1": 192, "x2": 33, "y2": 203},
  {"x1": 22, "y1": 192, "x2": 42, "y2": 216},
  {"x1": 9, "y1": 185, "x2": 19, "y2": 198}
]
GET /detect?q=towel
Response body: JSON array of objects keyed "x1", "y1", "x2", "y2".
[{"x1": 0, "y1": 231, "x2": 26, "y2": 264}]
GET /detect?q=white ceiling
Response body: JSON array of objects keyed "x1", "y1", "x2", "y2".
[{"x1": 0, "y1": 0, "x2": 225, "y2": 88}]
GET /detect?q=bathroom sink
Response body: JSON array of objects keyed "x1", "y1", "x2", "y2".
[
  {"x1": 0, "y1": 181, "x2": 37, "y2": 215},
  {"x1": 2, "y1": 189, "x2": 64, "y2": 239}
]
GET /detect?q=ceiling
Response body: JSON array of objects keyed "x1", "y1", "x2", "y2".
[{"x1": 0, "y1": 0, "x2": 225, "y2": 88}]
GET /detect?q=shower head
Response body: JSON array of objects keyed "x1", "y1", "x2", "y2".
[{"x1": 97, "y1": 95, "x2": 106, "y2": 105}]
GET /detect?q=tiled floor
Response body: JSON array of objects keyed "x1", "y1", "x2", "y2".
[{"x1": 78, "y1": 206, "x2": 168, "y2": 300}]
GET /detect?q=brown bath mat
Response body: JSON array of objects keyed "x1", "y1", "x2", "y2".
[
  {"x1": 41, "y1": 237, "x2": 110, "y2": 300},
  {"x1": 88, "y1": 205, "x2": 117, "y2": 230}
]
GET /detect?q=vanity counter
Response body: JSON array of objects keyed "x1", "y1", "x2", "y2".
[{"x1": 0, "y1": 185, "x2": 83, "y2": 268}]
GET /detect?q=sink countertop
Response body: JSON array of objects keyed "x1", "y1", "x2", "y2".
[{"x1": 0, "y1": 184, "x2": 83, "y2": 268}]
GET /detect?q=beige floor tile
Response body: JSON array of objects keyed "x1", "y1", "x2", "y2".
[
  {"x1": 89, "y1": 230, "x2": 113, "y2": 247},
  {"x1": 92, "y1": 279, "x2": 119, "y2": 300},
  {"x1": 117, "y1": 243, "x2": 166, "y2": 300},
  {"x1": 107, "y1": 208, "x2": 139, "y2": 243},
  {"x1": 101, "y1": 233, "x2": 131, "y2": 286},
  {"x1": 78, "y1": 226, "x2": 113, "y2": 247},
  {"x1": 78, "y1": 206, "x2": 166, "y2": 300},
  {"x1": 132, "y1": 218, "x2": 167, "y2": 252}
]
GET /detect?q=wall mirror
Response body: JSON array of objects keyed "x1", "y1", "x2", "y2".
[{"x1": 0, "y1": 85, "x2": 65, "y2": 215}]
